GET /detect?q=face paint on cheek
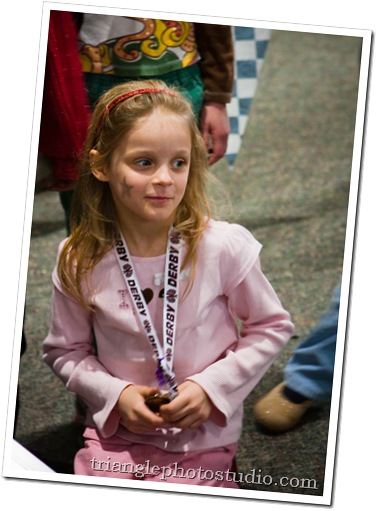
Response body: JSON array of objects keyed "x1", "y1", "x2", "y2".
[{"x1": 122, "y1": 176, "x2": 134, "y2": 196}]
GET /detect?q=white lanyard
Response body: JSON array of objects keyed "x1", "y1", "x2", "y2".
[{"x1": 114, "y1": 230, "x2": 182, "y2": 400}]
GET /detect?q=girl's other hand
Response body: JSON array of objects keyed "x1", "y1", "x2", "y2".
[
  {"x1": 116, "y1": 385, "x2": 167, "y2": 434},
  {"x1": 158, "y1": 380, "x2": 212, "y2": 429}
]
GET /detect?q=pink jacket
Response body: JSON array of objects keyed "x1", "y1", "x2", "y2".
[{"x1": 43, "y1": 220, "x2": 294, "y2": 452}]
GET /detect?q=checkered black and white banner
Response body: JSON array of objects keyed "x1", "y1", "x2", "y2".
[{"x1": 226, "y1": 27, "x2": 271, "y2": 167}]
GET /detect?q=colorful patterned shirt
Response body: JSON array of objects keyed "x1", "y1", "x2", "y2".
[{"x1": 78, "y1": 15, "x2": 200, "y2": 76}]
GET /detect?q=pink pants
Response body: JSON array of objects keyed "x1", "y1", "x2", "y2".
[{"x1": 74, "y1": 434, "x2": 239, "y2": 488}]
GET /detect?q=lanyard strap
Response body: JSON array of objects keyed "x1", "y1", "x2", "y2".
[{"x1": 114, "y1": 230, "x2": 182, "y2": 399}]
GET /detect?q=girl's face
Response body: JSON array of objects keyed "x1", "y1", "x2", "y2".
[{"x1": 92, "y1": 109, "x2": 191, "y2": 231}]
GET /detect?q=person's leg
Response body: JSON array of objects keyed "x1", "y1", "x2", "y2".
[
  {"x1": 74, "y1": 433, "x2": 238, "y2": 488},
  {"x1": 158, "y1": 63, "x2": 204, "y2": 119},
  {"x1": 253, "y1": 285, "x2": 340, "y2": 432},
  {"x1": 142, "y1": 444, "x2": 239, "y2": 488},
  {"x1": 284, "y1": 285, "x2": 340, "y2": 402},
  {"x1": 59, "y1": 190, "x2": 74, "y2": 236}
]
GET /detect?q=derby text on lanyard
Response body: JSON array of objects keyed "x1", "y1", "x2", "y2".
[{"x1": 114, "y1": 230, "x2": 182, "y2": 400}]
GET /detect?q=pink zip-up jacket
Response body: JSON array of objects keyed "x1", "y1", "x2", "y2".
[{"x1": 43, "y1": 219, "x2": 294, "y2": 452}]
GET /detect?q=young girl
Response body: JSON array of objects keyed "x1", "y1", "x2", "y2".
[{"x1": 43, "y1": 79, "x2": 294, "y2": 488}]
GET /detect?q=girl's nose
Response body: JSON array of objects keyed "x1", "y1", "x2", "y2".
[{"x1": 154, "y1": 164, "x2": 174, "y2": 185}]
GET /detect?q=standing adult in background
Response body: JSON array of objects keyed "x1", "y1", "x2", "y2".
[{"x1": 38, "y1": 11, "x2": 234, "y2": 231}]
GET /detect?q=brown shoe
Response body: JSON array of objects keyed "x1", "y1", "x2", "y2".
[{"x1": 253, "y1": 383, "x2": 315, "y2": 433}]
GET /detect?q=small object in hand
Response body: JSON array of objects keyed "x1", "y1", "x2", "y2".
[{"x1": 145, "y1": 393, "x2": 170, "y2": 413}]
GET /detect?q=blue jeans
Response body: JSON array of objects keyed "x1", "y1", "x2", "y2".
[{"x1": 284, "y1": 284, "x2": 341, "y2": 402}]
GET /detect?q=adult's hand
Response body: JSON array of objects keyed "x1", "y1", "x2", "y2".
[{"x1": 199, "y1": 101, "x2": 230, "y2": 165}]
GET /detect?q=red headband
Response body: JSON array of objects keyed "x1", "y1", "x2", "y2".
[{"x1": 95, "y1": 87, "x2": 177, "y2": 140}]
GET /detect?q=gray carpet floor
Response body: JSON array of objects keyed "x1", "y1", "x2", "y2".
[{"x1": 14, "y1": 28, "x2": 362, "y2": 500}]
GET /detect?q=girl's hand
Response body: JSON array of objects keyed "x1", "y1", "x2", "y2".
[
  {"x1": 116, "y1": 385, "x2": 167, "y2": 434},
  {"x1": 158, "y1": 380, "x2": 212, "y2": 429}
]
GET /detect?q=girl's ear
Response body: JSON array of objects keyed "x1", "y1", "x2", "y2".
[{"x1": 90, "y1": 149, "x2": 109, "y2": 182}]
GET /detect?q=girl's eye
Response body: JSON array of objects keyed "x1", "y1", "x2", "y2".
[
  {"x1": 172, "y1": 159, "x2": 186, "y2": 169},
  {"x1": 135, "y1": 158, "x2": 152, "y2": 167}
]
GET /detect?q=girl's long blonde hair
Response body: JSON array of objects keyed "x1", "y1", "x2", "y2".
[{"x1": 58, "y1": 79, "x2": 212, "y2": 307}]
